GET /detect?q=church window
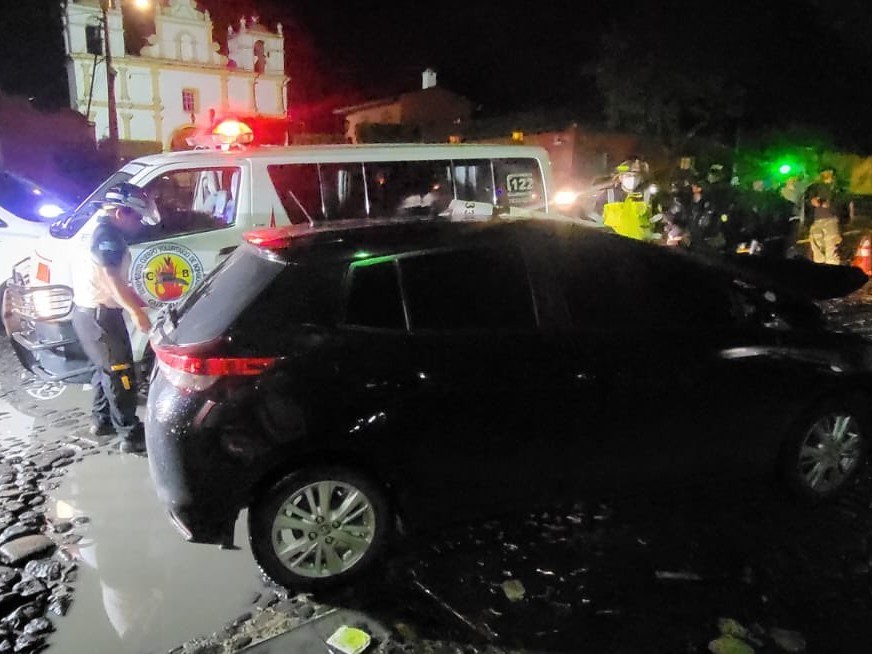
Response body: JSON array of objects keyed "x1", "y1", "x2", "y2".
[
  {"x1": 254, "y1": 40, "x2": 266, "y2": 74},
  {"x1": 182, "y1": 88, "x2": 198, "y2": 114}
]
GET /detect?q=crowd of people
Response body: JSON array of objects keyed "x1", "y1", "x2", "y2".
[{"x1": 590, "y1": 157, "x2": 853, "y2": 263}]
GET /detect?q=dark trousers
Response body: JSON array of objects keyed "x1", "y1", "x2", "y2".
[{"x1": 71, "y1": 305, "x2": 143, "y2": 438}]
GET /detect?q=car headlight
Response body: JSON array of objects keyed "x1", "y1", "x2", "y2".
[
  {"x1": 554, "y1": 190, "x2": 579, "y2": 207},
  {"x1": 29, "y1": 286, "x2": 73, "y2": 321},
  {"x1": 38, "y1": 203, "x2": 66, "y2": 219}
]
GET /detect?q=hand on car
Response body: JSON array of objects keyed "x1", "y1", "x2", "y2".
[{"x1": 133, "y1": 308, "x2": 152, "y2": 333}]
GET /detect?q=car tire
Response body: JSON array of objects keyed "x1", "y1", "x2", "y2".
[
  {"x1": 780, "y1": 396, "x2": 870, "y2": 503},
  {"x1": 248, "y1": 467, "x2": 390, "y2": 590}
]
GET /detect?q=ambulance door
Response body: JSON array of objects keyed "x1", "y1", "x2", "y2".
[{"x1": 124, "y1": 164, "x2": 247, "y2": 335}]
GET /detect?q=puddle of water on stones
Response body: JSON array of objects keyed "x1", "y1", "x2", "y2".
[
  {"x1": 0, "y1": 352, "x2": 270, "y2": 654},
  {"x1": 42, "y1": 448, "x2": 267, "y2": 654}
]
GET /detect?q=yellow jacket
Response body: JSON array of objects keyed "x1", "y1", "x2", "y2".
[{"x1": 603, "y1": 196, "x2": 654, "y2": 241}]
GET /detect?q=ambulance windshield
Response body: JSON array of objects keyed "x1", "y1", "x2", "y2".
[{"x1": 49, "y1": 169, "x2": 136, "y2": 239}]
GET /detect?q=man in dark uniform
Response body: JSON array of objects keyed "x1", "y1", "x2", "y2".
[{"x1": 70, "y1": 183, "x2": 158, "y2": 454}]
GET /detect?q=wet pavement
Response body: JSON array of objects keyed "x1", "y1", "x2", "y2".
[{"x1": 1, "y1": 285, "x2": 872, "y2": 653}]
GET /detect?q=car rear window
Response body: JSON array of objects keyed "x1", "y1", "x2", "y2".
[{"x1": 167, "y1": 246, "x2": 286, "y2": 346}]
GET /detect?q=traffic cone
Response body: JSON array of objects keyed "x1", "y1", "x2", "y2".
[{"x1": 852, "y1": 234, "x2": 872, "y2": 276}]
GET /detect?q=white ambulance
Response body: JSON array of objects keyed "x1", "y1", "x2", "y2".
[{"x1": 2, "y1": 121, "x2": 555, "y2": 382}]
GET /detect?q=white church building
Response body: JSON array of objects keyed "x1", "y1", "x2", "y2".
[{"x1": 63, "y1": 0, "x2": 288, "y2": 151}]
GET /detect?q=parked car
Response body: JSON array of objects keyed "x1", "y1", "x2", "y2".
[
  {"x1": 0, "y1": 170, "x2": 71, "y2": 275},
  {"x1": 145, "y1": 215, "x2": 872, "y2": 590}
]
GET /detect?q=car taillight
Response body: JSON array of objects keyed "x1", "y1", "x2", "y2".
[{"x1": 154, "y1": 347, "x2": 276, "y2": 391}]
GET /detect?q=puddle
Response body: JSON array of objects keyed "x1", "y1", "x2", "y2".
[{"x1": 43, "y1": 453, "x2": 267, "y2": 653}]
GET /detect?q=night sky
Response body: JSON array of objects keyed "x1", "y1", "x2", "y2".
[{"x1": 2, "y1": 0, "x2": 872, "y2": 150}]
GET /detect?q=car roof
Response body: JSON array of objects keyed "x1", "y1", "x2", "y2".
[
  {"x1": 245, "y1": 215, "x2": 613, "y2": 265},
  {"x1": 130, "y1": 143, "x2": 551, "y2": 167}
]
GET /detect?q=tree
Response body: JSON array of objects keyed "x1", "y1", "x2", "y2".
[{"x1": 595, "y1": 29, "x2": 744, "y2": 152}]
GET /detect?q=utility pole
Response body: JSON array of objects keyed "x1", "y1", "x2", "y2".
[{"x1": 100, "y1": 0, "x2": 119, "y2": 164}]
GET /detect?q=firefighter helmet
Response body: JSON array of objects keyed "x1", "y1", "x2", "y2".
[{"x1": 616, "y1": 157, "x2": 649, "y2": 193}]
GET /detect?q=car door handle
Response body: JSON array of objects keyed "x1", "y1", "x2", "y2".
[{"x1": 218, "y1": 246, "x2": 237, "y2": 257}]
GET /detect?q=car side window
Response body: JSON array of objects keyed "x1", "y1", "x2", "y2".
[
  {"x1": 400, "y1": 248, "x2": 536, "y2": 330},
  {"x1": 134, "y1": 167, "x2": 240, "y2": 243},
  {"x1": 344, "y1": 260, "x2": 406, "y2": 330},
  {"x1": 559, "y1": 238, "x2": 732, "y2": 331}
]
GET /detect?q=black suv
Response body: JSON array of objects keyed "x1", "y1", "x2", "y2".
[{"x1": 146, "y1": 217, "x2": 872, "y2": 590}]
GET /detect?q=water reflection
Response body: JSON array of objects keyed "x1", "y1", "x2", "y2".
[{"x1": 46, "y1": 454, "x2": 266, "y2": 653}]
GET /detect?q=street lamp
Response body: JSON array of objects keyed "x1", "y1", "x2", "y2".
[{"x1": 99, "y1": 0, "x2": 150, "y2": 162}]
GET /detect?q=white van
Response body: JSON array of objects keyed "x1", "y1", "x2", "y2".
[{"x1": 3, "y1": 134, "x2": 555, "y2": 382}]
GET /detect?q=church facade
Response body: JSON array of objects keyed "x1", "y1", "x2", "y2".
[{"x1": 63, "y1": 0, "x2": 288, "y2": 151}]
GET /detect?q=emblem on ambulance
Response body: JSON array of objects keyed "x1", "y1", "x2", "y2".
[{"x1": 131, "y1": 243, "x2": 204, "y2": 308}]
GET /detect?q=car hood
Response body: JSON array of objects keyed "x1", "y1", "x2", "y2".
[{"x1": 717, "y1": 254, "x2": 868, "y2": 300}]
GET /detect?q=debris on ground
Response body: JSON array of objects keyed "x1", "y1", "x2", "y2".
[
  {"x1": 768, "y1": 627, "x2": 807, "y2": 653},
  {"x1": 500, "y1": 579, "x2": 526, "y2": 602},
  {"x1": 326, "y1": 625, "x2": 372, "y2": 654},
  {"x1": 655, "y1": 570, "x2": 703, "y2": 581},
  {"x1": 708, "y1": 634, "x2": 756, "y2": 654}
]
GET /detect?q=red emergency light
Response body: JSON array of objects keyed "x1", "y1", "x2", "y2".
[{"x1": 212, "y1": 119, "x2": 254, "y2": 147}]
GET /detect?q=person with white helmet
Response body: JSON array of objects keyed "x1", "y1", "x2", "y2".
[{"x1": 70, "y1": 182, "x2": 160, "y2": 454}]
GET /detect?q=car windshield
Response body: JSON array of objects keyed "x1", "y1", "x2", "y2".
[
  {"x1": 49, "y1": 169, "x2": 136, "y2": 239},
  {"x1": 0, "y1": 171, "x2": 71, "y2": 223}
]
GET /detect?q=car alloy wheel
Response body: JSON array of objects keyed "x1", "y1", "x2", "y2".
[
  {"x1": 249, "y1": 468, "x2": 389, "y2": 589},
  {"x1": 783, "y1": 398, "x2": 869, "y2": 501},
  {"x1": 797, "y1": 412, "x2": 864, "y2": 494}
]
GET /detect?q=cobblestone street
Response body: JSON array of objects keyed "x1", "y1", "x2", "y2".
[{"x1": 0, "y1": 283, "x2": 870, "y2": 653}]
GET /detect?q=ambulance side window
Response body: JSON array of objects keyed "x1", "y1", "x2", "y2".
[
  {"x1": 452, "y1": 160, "x2": 494, "y2": 205},
  {"x1": 267, "y1": 164, "x2": 322, "y2": 225},
  {"x1": 365, "y1": 161, "x2": 454, "y2": 218},
  {"x1": 320, "y1": 163, "x2": 367, "y2": 221},
  {"x1": 493, "y1": 158, "x2": 546, "y2": 211},
  {"x1": 267, "y1": 163, "x2": 366, "y2": 223},
  {"x1": 134, "y1": 167, "x2": 240, "y2": 243}
]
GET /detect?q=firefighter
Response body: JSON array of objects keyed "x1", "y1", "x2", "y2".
[
  {"x1": 682, "y1": 179, "x2": 726, "y2": 252},
  {"x1": 70, "y1": 183, "x2": 158, "y2": 454},
  {"x1": 704, "y1": 163, "x2": 740, "y2": 251},
  {"x1": 806, "y1": 166, "x2": 849, "y2": 265},
  {"x1": 596, "y1": 157, "x2": 656, "y2": 241},
  {"x1": 655, "y1": 178, "x2": 692, "y2": 247}
]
